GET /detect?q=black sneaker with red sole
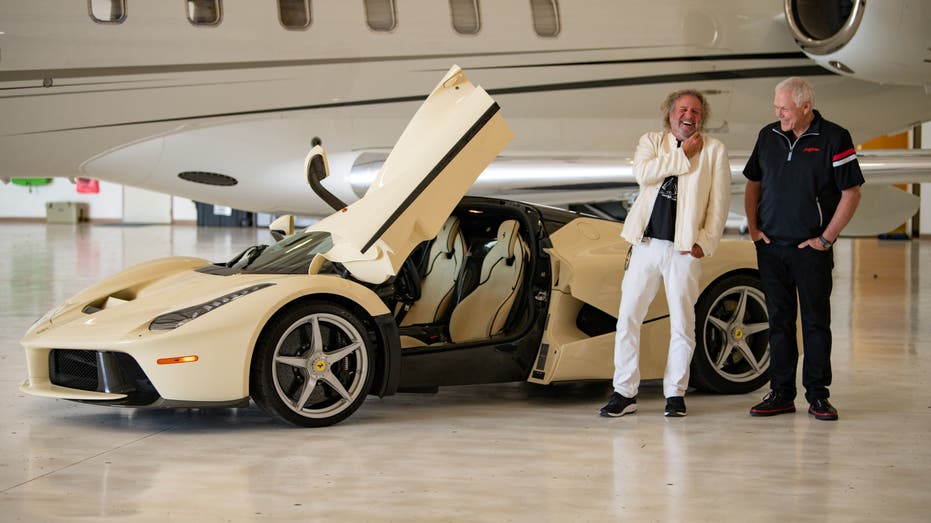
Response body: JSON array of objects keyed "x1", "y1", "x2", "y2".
[
  {"x1": 750, "y1": 391, "x2": 796, "y2": 417},
  {"x1": 808, "y1": 398, "x2": 839, "y2": 421}
]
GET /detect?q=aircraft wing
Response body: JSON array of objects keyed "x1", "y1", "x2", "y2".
[{"x1": 350, "y1": 148, "x2": 931, "y2": 237}]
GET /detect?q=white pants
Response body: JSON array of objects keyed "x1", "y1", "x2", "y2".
[{"x1": 613, "y1": 239, "x2": 701, "y2": 399}]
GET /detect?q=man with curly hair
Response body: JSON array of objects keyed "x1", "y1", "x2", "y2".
[{"x1": 600, "y1": 89, "x2": 731, "y2": 418}]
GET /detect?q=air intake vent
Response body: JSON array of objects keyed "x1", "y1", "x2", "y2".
[
  {"x1": 50, "y1": 350, "x2": 99, "y2": 391},
  {"x1": 178, "y1": 171, "x2": 238, "y2": 186},
  {"x1": 784, "y1": 0, "x2": 864, "y2": 55}
]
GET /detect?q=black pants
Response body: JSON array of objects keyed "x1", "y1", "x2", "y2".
[{"x1": 755, "y1": 241, "x2": 834, "y2": 403}]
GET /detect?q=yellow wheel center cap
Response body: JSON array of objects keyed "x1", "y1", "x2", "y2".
[
  {"x1": 314, "y1": 360, "x2": 327, "y2": 372},
  {"x1": 734, "y1": 328, "x2": 744, "y2": 340}
]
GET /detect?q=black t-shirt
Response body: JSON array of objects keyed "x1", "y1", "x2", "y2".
[
  {"x1": 644, "y1": 140, "x2": 680, "y2": 241},
  {"x1": 743, "y1": 111, "x2": 864, "y2": 243},
  {"x1": 644, "y1": 176, "x2": 677, "y2": 241}
]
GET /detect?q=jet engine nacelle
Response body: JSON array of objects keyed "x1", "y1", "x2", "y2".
[{"x1": 785, "y1": 0, "x2": 931, "y2": 87}]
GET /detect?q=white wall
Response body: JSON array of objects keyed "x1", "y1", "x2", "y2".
[
  {"x1": 122, "y1": 185, "x2": 172, "y2": 224},
  {"x1": 0, "y1": 178, "x2": 198, "y2": 222},
  {"x1": 0, "y1": 178, "x2": 123, "y2": 220},
  {"x1": 173, "y1": 196, "x2": 198, "y2": 222}
]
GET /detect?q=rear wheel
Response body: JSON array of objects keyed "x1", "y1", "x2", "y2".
[
  {"x1": 690, "y1": 274, "x2": 770, "y2": 394},
  {"x1": 250, "y1": 301, "x2": 374, "y2": 427}
]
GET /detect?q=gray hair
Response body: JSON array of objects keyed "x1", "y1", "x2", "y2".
[
  {"x1": 660, "y1": 89, "x2": 710, "y2": 132},
  {"x1": 775, "y1": 77, "x2": 815, "y2": 108}
]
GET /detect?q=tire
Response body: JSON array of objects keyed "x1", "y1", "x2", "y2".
[
  {"x1": 250, "y1": 300, "x2": 374, "y2": 427},
  {"x1": 690, "y1": 273, "x2": 770, "y2": 394}
]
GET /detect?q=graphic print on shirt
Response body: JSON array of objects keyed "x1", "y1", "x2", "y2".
[
  {"x1": 645, "y1": 175, "x2": 678, "y2": 241},
  {"x1": 658, "y1": 176, "x2": 678, "y2": 203}
]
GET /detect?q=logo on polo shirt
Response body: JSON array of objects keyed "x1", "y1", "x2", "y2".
[{"x1": 803, "y1": 147, "x2": 821, "y2": 153}]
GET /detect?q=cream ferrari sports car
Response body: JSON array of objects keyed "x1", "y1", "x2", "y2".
[{"x1": 20, "y1": 67, "x2": 770, "y2": 427}]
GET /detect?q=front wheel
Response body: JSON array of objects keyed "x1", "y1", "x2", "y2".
[
  {"x1": 690, "y1": 274, "x2": 770, "y2": 394},
  {"x1": 250, "y1": 301, "x2": 374, "y2": 427}
]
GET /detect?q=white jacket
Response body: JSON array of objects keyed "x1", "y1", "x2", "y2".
[{"x1": 621, "y1": 131, "x2": 731, "y2": 257}]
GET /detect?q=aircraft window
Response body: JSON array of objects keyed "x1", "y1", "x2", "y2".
[
  {"x1": 88, "y1": 0, "x2": 126, "y2": 23},
  {"x1": 529, "y1": 0, "x2": 560, "y2": 37},
  {"x1": 450, "y1": 0, "x2": 481, "y2": 35},
  {"x1": 187, "y1": 0, "x2": 222, "y2": 26},
  {"x1": 364, "y1": 0, "x2": 397, "y2": 32},
  {"x1": 278, "y1": 0, "x2": 312, "y2": 30}
]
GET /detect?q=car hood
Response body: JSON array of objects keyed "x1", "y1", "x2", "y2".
[
  {"x1": 24, "y1": 257, "x2": 281, "y2": 342},
  {"x1": 306, "y1": 65, "x2": 513, "y2": 284}
]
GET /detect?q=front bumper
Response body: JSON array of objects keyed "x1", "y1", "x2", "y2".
[{"x1": 21, "y1": 349, "x2": 159, "y2": 405}]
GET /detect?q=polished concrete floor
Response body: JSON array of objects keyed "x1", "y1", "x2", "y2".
[{"x1": 1, "y1": 223, "x2": 929, "y2": 522}]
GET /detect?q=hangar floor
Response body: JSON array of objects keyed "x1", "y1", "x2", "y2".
[{"x1": 1, "y1": 223, "x2": 929, "y2": 522}]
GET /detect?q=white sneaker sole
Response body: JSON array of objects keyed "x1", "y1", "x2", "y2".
[{"x1": 600, "y1": 404, "x2": 638, "y2": 417}]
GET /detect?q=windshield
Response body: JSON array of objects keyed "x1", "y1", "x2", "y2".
[{"x1": 240, "y1": 230, "x2": 334, "y2": 274}]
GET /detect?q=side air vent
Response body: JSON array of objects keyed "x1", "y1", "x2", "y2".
[
  {"x1": 576, "y1": 304, "x2": 617, "y2": 337},
  {"x1": 178, "y1": 171, "x2": 238, "y2": 186},
  {"x1": 534, "y1": 342, "x2": 550, "y2": 372}
]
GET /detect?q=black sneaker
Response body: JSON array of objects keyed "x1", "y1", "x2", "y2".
[
  {"x1": 600, "y1": 392, "x2": 637, "y2": 417},
  {"x1": 664, "y1": 396, "x2": 687, "y2": 417},
  {"x1": 749, "y1": 391, "x2": 796, "y2": 417},
  {"x1": 808, "y1": 398, "x2": 838, "y2": 421}
]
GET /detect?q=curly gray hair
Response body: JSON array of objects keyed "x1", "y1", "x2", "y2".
[{"x1": 661, "y1": 89, "x2": 710, "y2": 132}]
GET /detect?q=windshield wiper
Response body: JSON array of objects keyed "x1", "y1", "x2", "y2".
[
  {"x1": 243, "y1": 244, "x2": 269, "y2": 268},
  {"x1": 225, "y1": 244, "x2": 268, "y2": 269}
]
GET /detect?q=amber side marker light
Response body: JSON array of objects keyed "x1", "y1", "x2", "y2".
[{"x1": 157, "y1": 355, "x2": 199, "y2": 365}]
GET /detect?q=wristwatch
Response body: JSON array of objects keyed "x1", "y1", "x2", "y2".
[{"x1": 818, "y1": 235, "x2": 832, "y2": 248}]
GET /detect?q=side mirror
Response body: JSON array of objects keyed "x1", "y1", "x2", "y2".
[
  {"x1": 269, "y1": 215, "x2": 294, "y2": 241},
  {"x1": 305, "y1": 140, "x2": 347, "y2": 212}
]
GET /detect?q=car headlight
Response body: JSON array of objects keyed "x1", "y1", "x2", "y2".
[
  {"x1": 33, "y1": 307, "x2": 57, "y2": 327},
  {"x1": 27, "y1": 303, "x2": 64, "y2": 334},
  {"x1": 149, "y1": 283, "x2": 275, "y2": 331}
]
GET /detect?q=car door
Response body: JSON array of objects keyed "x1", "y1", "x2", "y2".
[{"x1": 309, "y1": 66, "x2": 514, "y2": 284}]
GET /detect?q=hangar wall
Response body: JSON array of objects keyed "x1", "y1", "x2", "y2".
[{"x1": 0, "y1": 179, "x2": 197, "y2": 223}]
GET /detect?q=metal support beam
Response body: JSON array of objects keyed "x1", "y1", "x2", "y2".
[{"x1": 913, "y1": 125, "x2": 922, "y2": 238}]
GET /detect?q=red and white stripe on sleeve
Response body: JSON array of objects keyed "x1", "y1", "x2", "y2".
[{"x1": 832, "y1": 148, "x2": 857, "y2": 168}]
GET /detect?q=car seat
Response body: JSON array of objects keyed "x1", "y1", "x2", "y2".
[
  {"x1": 447, "y1": 219, "x2": 528, "y2": 342},
  {"x1": 399, "y1": 216, "x2": 467, "y2": 326}
]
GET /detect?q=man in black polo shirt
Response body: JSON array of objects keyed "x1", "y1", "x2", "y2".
[{"x1": 744, "y1": 77, "x2": 864, "y2": 421}]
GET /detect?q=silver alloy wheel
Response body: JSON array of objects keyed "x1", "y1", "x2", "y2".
[
  {"x1": 701, "y1": 284, "x2": 770, "y2": 384},
  {"x1": 272, "y1": 312, "x2": 369, "y2": 419}
]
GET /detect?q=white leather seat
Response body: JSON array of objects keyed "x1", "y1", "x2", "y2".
[
  {"x1": 400, "y1": 216, "x2": 466, "y2": 326},
  {"x1": 448, "y1": 219, "x2": 528, "y2": 342}
]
